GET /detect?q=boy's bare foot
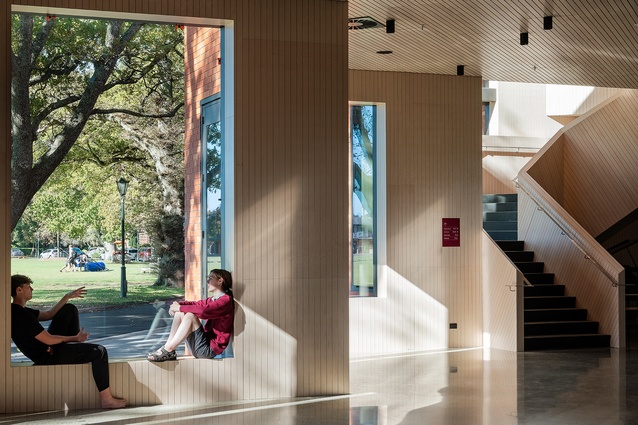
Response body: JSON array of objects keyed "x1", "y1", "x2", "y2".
[
  {"x1": 101, "y1": 396, "x2": 127, "y2": 409},
  {"x1": 99, "y1": 388, "x2": 127, "y2": 409}
]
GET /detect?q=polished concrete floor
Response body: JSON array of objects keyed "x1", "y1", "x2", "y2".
[{"x1": 2, "y1": 347, "x2": 638, "y2": 424}]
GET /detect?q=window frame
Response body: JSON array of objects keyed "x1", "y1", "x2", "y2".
[
  {"x1": 349, "y1": 102, "x2": 387, "y2": 298},
  {"x1": 200, "y1": 27, "x2": 234, "y2": 299}
]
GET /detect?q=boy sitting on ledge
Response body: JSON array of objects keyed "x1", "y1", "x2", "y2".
[{"x1": 10, "y1": 274, "x2": 126, "y2": 409}]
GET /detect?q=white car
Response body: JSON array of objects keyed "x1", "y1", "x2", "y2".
[
  {"x1": 40, "y1": 248, "x2": 64, "y2": 259},
  {"x1": 127, "y1": 248, "x2": 138, "y2": 261},
  {"x1": 86, "y1": 246, "x2": 106, "y2": 259}
]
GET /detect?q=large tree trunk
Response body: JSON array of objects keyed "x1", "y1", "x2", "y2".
[{"x1": 10, "y1": 16, "x2": 143, "y2": 230}]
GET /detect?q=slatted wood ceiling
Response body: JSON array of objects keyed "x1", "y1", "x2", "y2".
[{"x1": 349, "y1": 0, "x2": 638, "y2": 89}]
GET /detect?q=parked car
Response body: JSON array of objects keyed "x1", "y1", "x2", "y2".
[
  {"x1": 11, "y1": 248, "x2": 25, "y2": 257},
  {"x1": 127, "y1": 248, "x2": 138, "y2": 261},
  {"x1": 86, "y1": 246, "x2": 106, "y2": 259},
  {"x1": 40, "y1": 248, "x2": 65, "y2": 259},
  {"x1": 138, "y1": 247, "x2": 153, "y2": 262}
]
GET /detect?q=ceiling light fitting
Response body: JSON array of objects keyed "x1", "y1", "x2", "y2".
[
  {"x1": 386, "y1": 19, "x2": 395, "y2": 33},
  {"x1": 457, "y1": 65, "x2": 464, "y2": 76},
  {"x1": 544, "y1": 15, "x2": 553, "y2": 30},
  {"x1": 376, "y1": 50, "x2": 393, "y2": 55},
  {"x1": 520, "y1": 32, "x2": 529, "y2": 45}
]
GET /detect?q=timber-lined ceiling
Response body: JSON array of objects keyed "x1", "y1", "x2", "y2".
[{"x1": 348, "y1": 0, "x2": 638, "y2": 89}]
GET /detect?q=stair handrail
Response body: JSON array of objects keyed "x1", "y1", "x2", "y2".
[
  {"x1": 515, "y1": 176, "x2": 622, "y2": 287},
  {"x1": 485, "y1": 231, "x2": 534, "y2": 291},
  {"x1": 482, "y1": 145, "x2": 540, "y2": 153}
]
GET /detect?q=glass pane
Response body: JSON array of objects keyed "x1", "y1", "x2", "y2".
[
  {"x1": 351, "y1": 105, "x2": 376, "y2": 297},
  {"x1": 203, "y1": 99, "x2": 222, "y2": 294}
]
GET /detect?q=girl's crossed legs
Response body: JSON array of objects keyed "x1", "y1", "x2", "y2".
[{"x1": 147, "y1": 311, "x2": 202, "y2": 362}]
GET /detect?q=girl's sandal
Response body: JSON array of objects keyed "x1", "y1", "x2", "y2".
[{"x1": 147, "y1": 347, "x2": 177, "y2": 362}]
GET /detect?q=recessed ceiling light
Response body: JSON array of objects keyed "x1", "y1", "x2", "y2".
[{"x1": 376, "y1": 50, "x2": 393, "y2": 54}]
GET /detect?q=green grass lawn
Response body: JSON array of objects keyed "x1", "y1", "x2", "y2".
[{"x1": 11, "y1": 258, "x2": 183, "y2": 310}]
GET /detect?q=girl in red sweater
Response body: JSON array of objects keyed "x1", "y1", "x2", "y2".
[{"x1": 147, "y1": 269, "x2": 234, "y2": 362}]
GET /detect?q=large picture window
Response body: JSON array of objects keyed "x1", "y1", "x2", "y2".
[{"x1": 351, "y1": 104, "x2": 385, "y2": 297}]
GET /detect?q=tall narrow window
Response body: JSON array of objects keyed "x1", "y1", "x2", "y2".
[
  {"x1": 482, "y1": 102, "x2": 490, "y2": 135},
  {"x1": 202, "y1": 96, "x2": 222, "y2": 296},
  {"x1": 351, "y1": 104, "x2": 377, "y2": 297}
]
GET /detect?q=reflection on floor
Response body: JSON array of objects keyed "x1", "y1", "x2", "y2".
[{"x1": 3, "y1": 347, "x2": 638, "y2": 424}]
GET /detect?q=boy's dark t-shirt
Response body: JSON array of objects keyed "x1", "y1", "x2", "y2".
[{"x1": 11, "y1": 303, "x2": 50, "y2": 363}]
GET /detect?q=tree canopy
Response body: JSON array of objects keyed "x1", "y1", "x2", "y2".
[
  {"x1": 11, "y1": 14, "x2": 184, "y2": 232},
  {"x1": 11, "y1": 13, "x2": 186, "y2": 285}
]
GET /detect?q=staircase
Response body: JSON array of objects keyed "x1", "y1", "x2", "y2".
[
  {"x1": 482, "y1": 194, "x2": 518, "y2": 240},
  {"x1": 497, "y1": 240, "x2": 611, "y2": 350},
  {"x1": 484, "y1": 193, "x2": 611, "y2": 350}
]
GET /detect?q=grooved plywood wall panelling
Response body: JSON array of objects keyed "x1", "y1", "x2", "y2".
[
  {"x1": 482, "y1": 233, "x2": 518, "y2": 352},
  {"x1": 526, "y1": 136, "x2": 565, "y2": 203},
  {"x1": 527, "y1": 90, "x2": 638, "y2": 238},
  {"x1": 482, "y1": 152, "x2": 535, "y2": 195},
  {"x1": 348, "y1": 70, "x2": 483, "y2": 354},
  {"x1": 561, "y1": 91, "x2": 638, "y2": 237},
  {"x1": 2, "y1": 0, "x2": 349, "y2": 413}
]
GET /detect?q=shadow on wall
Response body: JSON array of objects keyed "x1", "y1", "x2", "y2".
[
  {"x1": 482, "y1": 155, "x2": 532, "y2": 194},
  {"x1": 108, "y1": 301, "x2": 298, "y2": 406},
  {"x1": 350, "y1": 266, "x2": 449, "y2": 357}
]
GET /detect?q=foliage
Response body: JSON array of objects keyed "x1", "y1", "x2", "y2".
[
  {"x1": 11, "y1": 13, "x2": 184, "y2": 231},
  {"x1": 149, "y1": 213, "x2": 185, "y2": 287},
  {"x1": 11, "y1": 14, "x2": 186, "y2": 286},
  {"x1": 351, "y1": 105, "x2": 375, "y2": 217},
  {"x1": 206, "y1": 121, "x2": 222, "y2": 192}
]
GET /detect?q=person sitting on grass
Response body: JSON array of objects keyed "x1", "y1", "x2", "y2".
[
  {"x1": 10, "y1": 274, "x2": 126, "y2": 409},
  {"x1": 147, "y1": 268, "x2": 234, "y2": 362}
]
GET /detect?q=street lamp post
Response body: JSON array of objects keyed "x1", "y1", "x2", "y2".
[{"x1": 117, "y1": 177, "x2": 129, "y2": 298}]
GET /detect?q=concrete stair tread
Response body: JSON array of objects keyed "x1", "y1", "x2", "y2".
[
  {"x1": 525, "y1": 320, "x2": 597, "y2": 325},
  {"x1": 525, "y1": 333, "x2": 609, "y2": 339},
  {"x1": 525, "y1": 295, "x2": 575, "y2": 299},
  {"x1": 524, "y1": 307, "x2": 587, "y2": 311}
]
